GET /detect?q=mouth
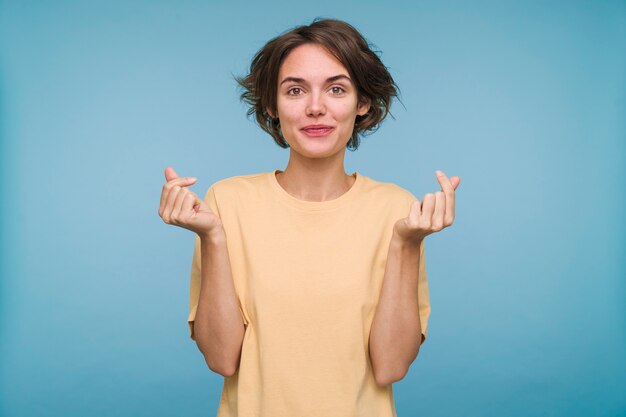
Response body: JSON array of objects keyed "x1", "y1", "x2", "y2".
[{"x1": 301, "y1": 126, "x2": 334, "y2": 137}]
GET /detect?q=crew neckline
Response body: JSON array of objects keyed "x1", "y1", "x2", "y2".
[{"x1": 268, "y1": 169, "x2": 363, "y2": 211}]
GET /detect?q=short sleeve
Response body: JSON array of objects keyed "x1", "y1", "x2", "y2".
[{"x1": 187, "y1": 185, "x2": 221, "y2": 340}]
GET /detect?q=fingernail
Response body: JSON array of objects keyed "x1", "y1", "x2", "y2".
[
  {"x1": 188, "y1": 177, "x2": 197, "y2": 182},
  {"x1": 435, "y1": 170, "x2": 443, "y2": 177}
]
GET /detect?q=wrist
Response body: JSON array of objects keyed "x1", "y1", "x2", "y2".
[
  {"x1": 391, "y1": 228, "x2": 423, "y2": 249},
  {"x1": 198, "y1": 227, "x2": 226, "y2": 244}
]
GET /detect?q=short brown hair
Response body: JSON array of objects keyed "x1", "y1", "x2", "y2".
[{"x1": 234, "y1": 18, "x2": 401, "y2": 151}]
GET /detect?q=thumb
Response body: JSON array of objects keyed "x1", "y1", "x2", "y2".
[{"x1": 164, "y1": 166, "x2": 179, "y2": 182}]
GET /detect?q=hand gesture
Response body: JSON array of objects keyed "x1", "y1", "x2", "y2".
[
  {"x1": 394, "y1": 170, "x2": 461, "y2": 245},
  {"x1": 158, "y1": 166, "x2": 222, "y2": 236}
]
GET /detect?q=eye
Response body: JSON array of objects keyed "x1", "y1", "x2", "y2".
[
  {"x1": 287, "y1": 87, "x2": 303, "y2": 96},
  {"x1": 331, "y1": 86, "x2": 346, "y2": 94}
]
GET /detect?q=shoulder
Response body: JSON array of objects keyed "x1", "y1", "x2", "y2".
[
  {"x1": 207, "y1": 171, "x2": 269, "y2": 199},
  {"x1": 359, "y1": 173, "x2": 418, "y2": 205}
]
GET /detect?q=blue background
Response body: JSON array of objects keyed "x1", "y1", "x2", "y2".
[{"x1": 1, "y1": 1, "x2": 624, "y2": 416}]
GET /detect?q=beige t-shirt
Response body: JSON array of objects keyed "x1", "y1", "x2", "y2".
[{"x1": 188, "y1": 169, "x2": 430, "y2": 417}]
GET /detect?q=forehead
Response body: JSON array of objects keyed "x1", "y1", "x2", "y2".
[{"x1": 278, "y1": 43, "x2": 349, "y2": 79}]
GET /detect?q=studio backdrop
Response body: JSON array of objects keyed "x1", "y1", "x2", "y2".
[{"x1": 1, "y1": 1, "x2": 624, "y2": 416}]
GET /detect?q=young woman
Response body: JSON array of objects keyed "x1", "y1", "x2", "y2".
[{"x1": 158, "y1": 18, "x2": 460, "y2": 417}]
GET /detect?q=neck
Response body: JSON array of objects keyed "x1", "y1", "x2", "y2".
[{"x1": 275, "y1": 151, "x2": 355, "y2": 202}]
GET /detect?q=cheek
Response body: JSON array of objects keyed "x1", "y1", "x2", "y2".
[
  {"x1": 334, "y1": 105, "x2": 359, "y2": 124},
  {"x1": 277, "y1": 100, "x2": 300, "y2": 123}
]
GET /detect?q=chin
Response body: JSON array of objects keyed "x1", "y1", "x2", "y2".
[
  {"x1": 289, "y1": 131, "x2": 347, "y2": 156},
  {"x1": 300, "y1": 140, "x2": 340, "y2": 155}
]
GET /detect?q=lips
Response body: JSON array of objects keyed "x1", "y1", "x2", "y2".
[{"x1": 301, "y1": 125, "x2": 334, "y2": 137}]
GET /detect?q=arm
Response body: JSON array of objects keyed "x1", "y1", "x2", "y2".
[
  {"x1": 158, "y1": 167, "x2": 246, "y2": 377},
  {"x1": 369, "y1": 231, "x2": 423, "y2": 387},
  {"x1": 193, "y1": 229, "x2": 246, "y2": 377},
  {"x1": 369, "y1": 169, "x2": 460, "y2": 386}
]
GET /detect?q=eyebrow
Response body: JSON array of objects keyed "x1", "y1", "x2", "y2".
[{"x1": 279, "y1": 74, "x2": 353, "y2": 86}]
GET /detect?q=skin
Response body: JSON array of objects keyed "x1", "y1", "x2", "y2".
[{"x1": 267, "y1": 42, "x2": 371, "y2": 201}]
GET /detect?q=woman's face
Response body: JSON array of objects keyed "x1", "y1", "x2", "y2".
[{"x1": 272, "y1": 43, "x2": 370, "y2": 159}]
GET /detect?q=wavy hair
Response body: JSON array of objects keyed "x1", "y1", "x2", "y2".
[{"x1": 234, "y1": 18, "x2": 401, "y2": 151}]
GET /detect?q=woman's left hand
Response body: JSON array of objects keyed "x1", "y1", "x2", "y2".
[{"x1": 393, "y1": 170, "x2": 461, "y2": 245}]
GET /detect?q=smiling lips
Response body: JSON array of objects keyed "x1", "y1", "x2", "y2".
[{"x1": 301, "y1": 125, "x2": 334, "y2": 137}]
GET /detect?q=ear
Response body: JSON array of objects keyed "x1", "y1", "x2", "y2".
[
  {"x1": 357, "y1": 97, "x2": 371, "y2": 116},
  {"x1": 267, "y1": 107, "x2": 277, "y2": 119}
]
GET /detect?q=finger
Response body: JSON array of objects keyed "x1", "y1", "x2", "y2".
[
  {"x1": 170, "y1": 187, "x2": 190, "y2": 223},
  {"x1": 165, "y1": 166, "x2": 179, "y2": 182},
  {"x1": 179, "y1": 192, "x2": 197, "y2": 223},
  {"x1": 167, "y1": 176, "x2": 197, "y2": 187},
  {"x1": 408, "y1": 199, "x2": 421, "y2": 226},
  {"x1": 420, "y1": 193, "x2": 436, "y2": 229},
  {"x1": 162, "y1": 185, "x2": 183, "y2": 223},
  {"x1": 175, "y1": 189, "x2": 202, "y2": 220},
  {"x1": 448, "y1": 176, "x2": 460, "y2": 226},
  {"x1": 159, "y1": 176, "x2": 197, "y2": 217},
  {"x1": 450, "y1": 176, "x2": 461, "y2": 190},
  {"x1": 435, "y1": 170, "x2": 454, "y2": 193},
  {"x1": 435, "y1": 170, "x2": 455, "y2": 224},
  {"x1": 433, "y1": 191, "x2": 445, "y2": 231}
]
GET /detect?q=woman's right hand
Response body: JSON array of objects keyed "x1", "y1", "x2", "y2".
[{"x1": 158, "y1": 166, "x2": 223, "y2": 237}]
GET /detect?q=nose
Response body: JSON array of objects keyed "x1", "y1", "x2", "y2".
[{"x1": 305, "y1": 91, "x2": 326, "y2": 117}]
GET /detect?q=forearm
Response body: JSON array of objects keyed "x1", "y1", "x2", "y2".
[
  {"x1": 369, "y1": 232, "x2": 423, "y2": 386},
  {"x1": 194, "y1": 230, "x2": 245, "y2": 377}
]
